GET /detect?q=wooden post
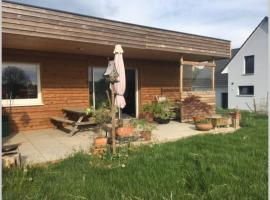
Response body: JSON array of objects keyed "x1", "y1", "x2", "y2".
[
  {"x1": 111, "y1": 84, "x2": 116, "y2": 154},
  {"x1": 179, "y1": 56, "x2": 183, "y2": 93},
  {"x1": 179, "y1": 56, "x2": 183, "y2": 122},
  {"x1": 212, "y1": 59, "x2": 215, "y2": 91}
]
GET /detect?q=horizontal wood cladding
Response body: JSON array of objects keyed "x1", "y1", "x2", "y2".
[
  {"x1": 3, "y1": 49, "x2": 90, "y2": 133},
  {"x1": 2, "y1": 2, "x2": 230, "y2": 58},
  {"x1": 139, "y1": 61, "x2": 180, "y2": 106}
]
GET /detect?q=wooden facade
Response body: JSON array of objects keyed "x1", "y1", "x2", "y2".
[{"x1": 2, "y1": 1, "x2": 231, "y2": 133}]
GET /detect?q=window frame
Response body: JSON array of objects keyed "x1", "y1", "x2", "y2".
[
  {"x1": 238, "y1": 85, "x2": 254, "y2": 96},
  {"x1": 244, "y1": 55, "x2": 254, "y2": 75},
  {"x1": 2, "y1": 62, "x2": 43, "y2": 107},
  {"x1": 182, "y1": 65, "x2": 214, "y2": 92}
]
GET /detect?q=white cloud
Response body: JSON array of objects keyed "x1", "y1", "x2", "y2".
[{"x1": 11, "y1": 0, "x2": 268, "y2": 47}]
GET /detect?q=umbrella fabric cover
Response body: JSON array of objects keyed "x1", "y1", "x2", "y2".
[{"x1": 113, "y1": 44, "x2": 126, "y2": 109}]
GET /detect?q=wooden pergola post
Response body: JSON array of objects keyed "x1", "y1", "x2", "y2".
[
  {"x1": 179, "y1": 56, "x2": 183, "y2": 122},
  {"x1": 212, "y1": 58, "x2": 215, "y2": 91},
  {"x1": 179, "y1": 56, "x2": 184, "y2": 93}
]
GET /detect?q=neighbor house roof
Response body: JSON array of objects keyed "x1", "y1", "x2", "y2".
[
  {"x1": 2, "y1": 0, "x2": 231, "y2": 61},
  {"x1": 222, "y1": 16, "x2": 268, "y2": 74}
]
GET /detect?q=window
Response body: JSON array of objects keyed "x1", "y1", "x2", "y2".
[
  {"x1": 88, "y1": 67, "x2": 110, "y2": 109},
  {"x1": 244, "y1": 55, "x2": 254, "y2": 74},
  {"x1": 238, "y1": 86, "x2": 254, "y2": 96},
  {"x1": 183, "y1": 65, "x2": 213, "y2": 91},
  {"x1": 2, "y1": 62, "x2": 42, "y2": 107}
]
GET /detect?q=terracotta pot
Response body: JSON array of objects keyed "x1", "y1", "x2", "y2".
[
  {"x1": 192, "y1": 116, "x2": 206, "y2": 123},
  {"x1": 140, "y1": 131, "x2": 151, "y2": 141},
  {"x1": 116, "y1": 126, "x2": 134, "y2": 137},
  {"x1": 144, "y1": 112, "x2": 154, "y2": 123},
  {"x1": 195, "y1": 123, "x2": 213, "y2": 131},
  {"x1": 94, "y1": 137, "x2": 107, "y2": 147}
]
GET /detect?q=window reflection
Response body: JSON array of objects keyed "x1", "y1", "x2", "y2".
[
  {"x1": 89, "y1": 67, "x2": 110, "y2": 108},
  {"x1": 183, "y1": 65, "x2": 212, "y2": 91},
  {"x1": 2, "y1": 65, "x2": 38, "y2": 99}
]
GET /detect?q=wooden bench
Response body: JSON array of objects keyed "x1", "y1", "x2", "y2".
[{"x1": 50, "y1": 117, "x2": 75, "y2": 126}]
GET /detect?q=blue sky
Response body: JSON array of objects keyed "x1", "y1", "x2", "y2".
[{"x1": 11, "y1": 0, "x2": 267, "y2": 48}]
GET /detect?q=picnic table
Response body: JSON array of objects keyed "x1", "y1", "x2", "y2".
[{"x1": 51, "y1": 108, "x2": 97, "y2": 136}]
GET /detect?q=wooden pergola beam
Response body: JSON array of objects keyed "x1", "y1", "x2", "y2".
[{"x1": 181, "y1": 60, "x2": 216, "y2": 67}]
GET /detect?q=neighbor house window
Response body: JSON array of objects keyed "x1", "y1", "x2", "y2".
[
  {"x1": 244, "y1": 55, "x2": 254, "y2": 74},
  {"x1": 238, "y1": 86, "x2": 254, "y2": 96},
  {"x1": 183, "y1": 65, "x2": 213, "y2": 91},
  {"x1": 2, "y1": 62, "x2": 42, "y2": 107}
]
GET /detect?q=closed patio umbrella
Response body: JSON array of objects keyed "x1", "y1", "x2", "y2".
[
  {"x1": 107, "y1": 44, "x2": 126, "y2": 154},
  {"x1": 113, "y1": 44, "x2": 126, "y2": 111}
]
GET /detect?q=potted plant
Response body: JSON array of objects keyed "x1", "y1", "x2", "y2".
[
  {"x1": 86, "y1": 104, "x2": 111, "y2": 147},
  {"x1": 116, "y1": 123, "x2": 134, "y2": 138},
  {"x1": 131, "y1": 119, "x2": 157, "y2": 141},
  {"x1": 194, "y1": 119, "x2": 213, "y2": 131},
  {"x1": 192, "y1": 115, "x2": 206, "y2": 123},
  {"x1": 141, "y1": 103, "x2": 154, "y2": 123},
  {"x1": 152, "y1": 101, "x2": 172, "y2": 124}
]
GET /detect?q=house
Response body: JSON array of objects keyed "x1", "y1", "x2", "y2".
[
  {"x1": 2, "y1": 1, "x2": 230, "y2": 133},
  {"x1": 215, "y1": 48, "x2": 239, "y2": 109},
  {"x1": 222, "y1": 17, "x2": 268, "y2": 112}
]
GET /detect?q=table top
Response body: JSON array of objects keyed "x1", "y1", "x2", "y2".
[{"x1": 63, "y1": 108, "x2": 87, "y2": 115}]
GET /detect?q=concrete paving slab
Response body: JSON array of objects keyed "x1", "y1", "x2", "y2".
[{"x1": 3, "y1": 121, "x2": 237, "y2": 165}]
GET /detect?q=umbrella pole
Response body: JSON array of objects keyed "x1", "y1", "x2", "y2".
[{"x1": 111, "y1": 84, "x2": 116, "y2": 155}]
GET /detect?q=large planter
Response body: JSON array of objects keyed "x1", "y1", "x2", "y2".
[
  {"x1": 116, "y1": 126, "x2": 134, "y2": 137},
  {"x1": 154, "y1": 117, "x2": 170, "y2": 124},
  {"x1": 94, "y1": 137, "x2": 107, "y2": 147},
  {"x1": 229, "y1": 111, "x2": 241, "y2": 120},
  {"x1": 192, "y1": 116, "x2": 206, "y2": 123},
  {"x1": 2, "y1": 115, "x2": 11, "y2": 137},
  {"x1": 140, "y1": 131, "x2": 151, "y2": 141},
  {"x1": 195, "y1": 123, "x2": 213, "y2": 131}
]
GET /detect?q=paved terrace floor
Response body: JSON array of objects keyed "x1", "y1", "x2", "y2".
[{"x1": 3, "y1": 121, "x2": 236, "y2": 165}]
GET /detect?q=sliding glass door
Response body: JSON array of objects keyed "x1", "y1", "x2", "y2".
[
  {"x1": 88, "y1": 67, "x2": 137, "y2": 117},
  {"x1": 88, "y1": 67, "x2": 110, "y2": 109}
]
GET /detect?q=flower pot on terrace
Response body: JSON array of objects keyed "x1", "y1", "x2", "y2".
[
  {"x1": 94, "y1": 137, "x2": 107, "y2": 147},
  {"x1": 192, "y1": 116, "x2": 206, "y2": 123},
  {"x1": 195, "y1": 123, "x2": 213, "y2": 131},
  {"x1": 116, "y1": 126, "x2": 134, "y2": 137},
  {"x1": 140, "y1": 131, "x2": 151, "y2": 141},
  {"x1": 144, "y1": 112, "x2": 154, "y2": 123}
]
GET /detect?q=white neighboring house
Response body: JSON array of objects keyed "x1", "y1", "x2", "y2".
[
  {"x1": 222, "y1": 17, "x2": 268, "y2": 112},
  {"x1": 215, "y1": 49, "x2": 239, "y2": 109}
]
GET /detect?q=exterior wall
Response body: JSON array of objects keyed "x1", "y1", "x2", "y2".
[
  {"x1": 138, "y1": 60, "x2": 180, "y2": 106},
  {"x1": 216, "y1": 87, "x2": 227, "y2": 108},
  {"x1": 226, "y1": 20, "x2": 268, "y2": 111},
  {"x1": 3, "y1": 49, "x2": 91, "y2": 132},
  {"x1": 3, "y1": 49, "x2": 180, "y2": 133}
]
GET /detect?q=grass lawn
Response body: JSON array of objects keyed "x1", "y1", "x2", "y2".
[{"x1": 3, "y1": 112, "x2": 268, "y2": 200}]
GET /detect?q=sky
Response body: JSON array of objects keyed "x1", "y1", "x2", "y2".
[{"x1": 11, "y1": 0, "x2": 267, "y2": 48}]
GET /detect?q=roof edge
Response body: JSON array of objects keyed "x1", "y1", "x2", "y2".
[
  {"x1": 222, "y1": 16, "x2": 268, "y2": 74},
  {"x1": 3, "y1": 0, "x2": 230, "y2": 43}
]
